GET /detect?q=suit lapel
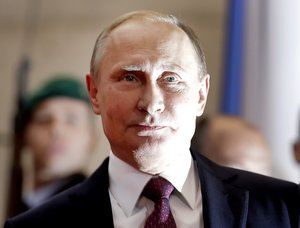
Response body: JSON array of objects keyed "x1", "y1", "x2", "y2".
[
  {"x1": 193, "y1": 151, "x2": 249, "y2": 228},
  {"x1": 68, "y1": 158, "x2": 115, "y2": 227},
  {"x1": 66, "y1": 152, "x2": 250, "y2": 227}
]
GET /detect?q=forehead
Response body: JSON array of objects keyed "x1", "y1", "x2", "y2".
[
  {"x1": 110, "y1": 19, "x2": 190, "y2": 50},
  {"x1": 33, "y1": 97, "x2": 88, "y2": 113},
  {"x1": 99, "y1": 19, "x2": 198, "y2": 74}
]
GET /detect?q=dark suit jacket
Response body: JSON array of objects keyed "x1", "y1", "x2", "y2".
[
  {"x1": 4, "y1": 151, "x2": 300, "y2": 228},
  {"x1": 11, "y1": 173, "x2": 86, "y2": 217}
]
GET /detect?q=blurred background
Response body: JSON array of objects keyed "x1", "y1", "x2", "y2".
[{"x1": 0, "y1": 0, "x2": 299, "y2": 224}]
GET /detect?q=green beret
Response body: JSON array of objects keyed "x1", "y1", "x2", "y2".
[{"x1": 22, "y1": 74, "x2": 90, "y2": 124}]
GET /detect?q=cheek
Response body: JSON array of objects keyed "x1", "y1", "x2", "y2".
[
  {"x1": 103, "y1": 100, "x2": 124, "y2": 123},
  {"x1": 25, "y1": 127, "x2": 47, "y2": 151},
  {"x1": 68, "y1": 129, "x2": 90, "y2": 148},
  {"x1": 166, "y1": 93, "x2": 198, "y2": 133},
  {"x1": 100, "y1": 97, "x2": 128, "y2": 136},
  {"x1": 167, "y1": 90, "x2": 199, "y2": 115},
  {"x1": 68, "y1": 137, "x2": 90, "y2": 161},
  {"x1": 103, "y1": 90, "x2": 136, "y2": 119}
]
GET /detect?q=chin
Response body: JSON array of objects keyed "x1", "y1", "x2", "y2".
[
  {"x1": 132, "y1": 141, "x2": 176, "y2": 174},
  {"x1": 43, "y1": 165, "x2": 75, "y2": 179}
]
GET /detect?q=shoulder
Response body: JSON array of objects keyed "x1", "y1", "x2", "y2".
[
  {"x1": 193, "y1": 150, "x2": 300, "y2": 197},
  {"x1": 193, "y1": 151, "x2": 300, "y2": 226},
  {"x1": 4, "y1": 158, "x2": 111, "y2": 227},
  {"x1": 4, "y1": 184, "x2": 84, "y2": 227}
]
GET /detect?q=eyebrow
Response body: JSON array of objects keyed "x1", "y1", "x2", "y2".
[
  {"x1": 121, "y1": 63, "x2": 185, "y2": 73},
  {"x1": 122, "y1": 65, "x2": 143, "y2": 71}
]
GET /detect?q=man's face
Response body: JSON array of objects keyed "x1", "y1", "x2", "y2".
[
  {"x1": 25, "y1": 97, "x2": 93, "y2": 180},
  {"x1": 87, "y1": 20, "x2": 209, "y2": 173}
]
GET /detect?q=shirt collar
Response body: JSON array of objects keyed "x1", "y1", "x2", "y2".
[
  {"x1": 161, "y1": 152, "x2": 199, "y2": 209},
  {"x1": 109, "y1": 151, "x2": 152, "y2": 216},
  {"x1": 179, "y1": 159, "x2": 201, "y2": 209},
  {"x1": 108, "y1": 150, "x2": 197, "y2": 216}
]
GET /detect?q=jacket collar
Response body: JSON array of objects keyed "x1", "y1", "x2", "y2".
[
  {"x1": 192, "y1": 151, "x2": 249, "y2": 228},
  {"x1": 69, "y1": 158, "x2": 114, "y2": 227},
  {"x1": 70, "y1": 152, "x2": 249, "y2": 228}
]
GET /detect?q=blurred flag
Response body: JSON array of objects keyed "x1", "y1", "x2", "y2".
[{"x1": 221, "y1": 0, "x2": 245, "y2": 115}]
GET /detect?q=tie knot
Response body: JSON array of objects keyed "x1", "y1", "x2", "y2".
[{"x1": 143, "y1": 176, "x2": 174, "y2": 202}]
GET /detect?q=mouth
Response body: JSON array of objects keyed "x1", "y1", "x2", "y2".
[
  {"x1": 134, "y1": 124, "x2": 166, "y2": 130},
  {"x1": 131, "y1": 124, "x2": 167, "y2": 136}
]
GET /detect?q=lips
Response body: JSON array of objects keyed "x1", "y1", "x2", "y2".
[
  {"x1": 130, "y1": 123, "x2": 168, "y2": 134},
  {"x1": 135, "y1": 125, "x2": 166, "y2": 131}
]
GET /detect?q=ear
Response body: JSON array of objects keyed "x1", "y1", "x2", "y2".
[
  {"x1": 196, "y1": 74, "x2": 210, "y2": 116},
  {"x1": 86, "y1": 73, "x2": 101, "y2": 115}
]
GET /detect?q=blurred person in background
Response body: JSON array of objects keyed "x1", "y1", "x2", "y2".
[
  {"x1": 191, "y1": 115, "x2": 273, "y2": 176},
  {"x1": 6, "y1": 75, "x2": 95, "y2": 217}
]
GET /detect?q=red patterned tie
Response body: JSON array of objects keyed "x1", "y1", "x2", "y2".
[{"x1": 142, "y1": 176, "x2": 177, "y2": 228}]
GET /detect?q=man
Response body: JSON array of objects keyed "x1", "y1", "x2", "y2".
[
  {"x1": 6, "y1": 76, "x2": 95, "y2": 217},
  {"x1": 4, "y1": 10, "x2": 300, "y2": 228},
  {"x1": 191, "y1": 115, "x2": 273, "y2": 176}
]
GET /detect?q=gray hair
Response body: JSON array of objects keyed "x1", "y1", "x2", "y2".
[{"x1": 90, "y1": 10, "x2": 207, "y2": 81}]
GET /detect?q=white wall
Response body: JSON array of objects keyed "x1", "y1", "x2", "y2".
[{"x1": 243, "y1": 0, "x2": 300, "y2": 182}]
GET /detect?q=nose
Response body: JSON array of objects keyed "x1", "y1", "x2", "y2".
[
  {"x1": 49, "y1": 118, "x2": 64, "y2": 139},
  {"x1": 137, "y1": 83, "x2": 165, "y2": 115}
]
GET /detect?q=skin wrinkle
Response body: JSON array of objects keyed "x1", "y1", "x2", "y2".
[
  {"x1": 121, "y1": 63, "x2": 186, "y2": 76},
  {"x1": 96, "y1": 20, "x2": 202, "y2": 82},
  {"x1": 90, "y1": 11, "x2": 207, "y2": 82}
]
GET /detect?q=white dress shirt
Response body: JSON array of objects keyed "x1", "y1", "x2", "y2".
[{"x1": 108, "y1": 151, "x2": 204, "y2": 228}]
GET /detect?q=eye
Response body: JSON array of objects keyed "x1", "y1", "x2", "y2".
[
  {"x1": 161, "y1": 73, "x2": 180, "y2": 84},
  {"x1": 165, "y1": 75, "x2": 177, "y2": 82},
  {"x1": 117, "y1": 71, "x2": 143, "y2": 88},
  {"x1": 32, "y1": 112, "x2": 51, "y2": 125},
  {"x1": 122, "y1": 74, "x2": 137, "y2": 82}
]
